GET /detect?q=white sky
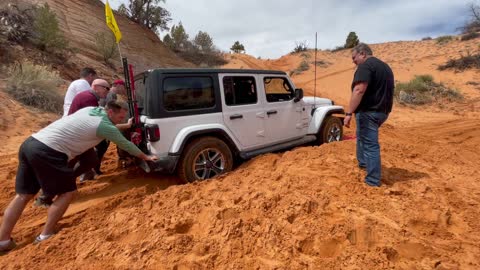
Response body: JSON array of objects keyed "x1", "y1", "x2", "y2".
[{"x1": 107, "y1": 0, "x2": 473, "y2": 59}]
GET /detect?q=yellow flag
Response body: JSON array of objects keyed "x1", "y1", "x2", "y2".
[{"x1": 105, "y1": 0, "x2": 122, "y2": 43}]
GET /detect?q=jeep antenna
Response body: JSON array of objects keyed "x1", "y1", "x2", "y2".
[{"x1": 314, "y1": 32, "x2": 318, "y2": 108}]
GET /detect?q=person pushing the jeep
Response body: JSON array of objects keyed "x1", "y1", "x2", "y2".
[{"x1": 0, "y1": 100, "x2": 157, "y2": 253}]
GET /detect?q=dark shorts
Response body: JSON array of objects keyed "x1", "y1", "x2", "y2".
[{"x1": 15, "y1": 137, "x2": 76, "y2": 196}]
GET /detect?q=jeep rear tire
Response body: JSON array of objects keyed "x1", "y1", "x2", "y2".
[
  {"x1": 178, "y1": 137, "x2": 233, "y2": 182},
  {"x1": 318, "y1": 116, "x2": 343, "y2": 144}
]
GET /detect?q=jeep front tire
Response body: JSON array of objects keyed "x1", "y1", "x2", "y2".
[
  {"x1": 178, "y1": 136, "x2": 233, "y2": 182},
  {"x1": 318, "y1": 116, "x2": 343, "y2": 144}
]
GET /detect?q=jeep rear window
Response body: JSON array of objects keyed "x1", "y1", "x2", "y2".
[
  {"x1": 223, "y1": 76, "x2": 257, "y2": 106},
  {"x1": 163, "y1": 77, "x2": 215, "y2": 111},
  {"x1": 264, "y1": 77, "x2": 294, "y2": 102},
  {"x1": 134, "y1": 76, "x2": 146, "y2": 113}
]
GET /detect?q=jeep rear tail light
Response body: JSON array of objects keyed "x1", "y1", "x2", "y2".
[{"x1": 145, "y1": 124, "x2": 160, "y2": 142}]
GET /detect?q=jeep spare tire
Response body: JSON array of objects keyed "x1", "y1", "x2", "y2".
[
  {"x1": 318, "y1": 116, "x2": 343, "y2": 144},
  {"x1": 178, "y1": 137, "x2": 233, "y2": 182}
]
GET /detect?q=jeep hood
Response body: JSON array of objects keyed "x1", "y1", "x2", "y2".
[{"x1": 302, "y1": 96, "x2": 333, "y2": 106}]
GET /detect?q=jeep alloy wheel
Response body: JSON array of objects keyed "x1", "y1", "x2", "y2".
[
  {"x1": 318, "y1": 116, "x2": 343, "y2": 144},
  {"x1": 178, "y1": 137, "x2": 233, "y2": 182}
]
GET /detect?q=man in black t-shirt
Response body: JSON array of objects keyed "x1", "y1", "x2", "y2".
[{"x1": 344, "y1": 43, "x2": 394, "y2": 187}]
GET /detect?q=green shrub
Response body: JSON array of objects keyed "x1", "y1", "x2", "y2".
[
  {"x1": 289, "y1": 59, "x2": 310, "y2": 76},
  {"x1": 435, "y1": 35, "x2": 454, "y2": 45},
  {"x1": 421, "y1": 36, "x2": 432, "y2": 41},
  {"x1": 94, "y1": 31, "x2": 119, "y2": 65},
  {"x1": 6, "y1": 61, "x2": 64, "y2": 113},
  {"x1": 395, "y1": 75, "x2": 463, "y2": 105},
  {"x1": 31, "y1": 3, "x2": 68, "y2": 53},
  {"x1": 460, "y1": 32, "x2": 480, "y2": 41},
  {"x1": 438, "y1": 53, "x2": 480, "y2": 71}
]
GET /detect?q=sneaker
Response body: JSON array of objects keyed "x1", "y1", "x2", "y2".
[
  {"x1": 33, "y1": 196, "x2": 53, "y2": 208},
  {"x1": 79, "y1": 170, "x2": 96, "y2": 183},
  {"x1": 33, "y1": 234, "x2": 54, "y2": 244},
  {"x1": 0, "y1": 238, "x2": 16, "y2": 254}
]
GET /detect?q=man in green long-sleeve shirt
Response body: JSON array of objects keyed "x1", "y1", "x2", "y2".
[{"x1": 0, "y1": 100, "x2": 157, "y2": 252}]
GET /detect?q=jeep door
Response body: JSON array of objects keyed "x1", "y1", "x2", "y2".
[
  {"x1": 220, "y1": 74, "x2": 266, "y2": 149},
  {"x1": 261, "y1": 76, "x2": 309, "y2": 144}
]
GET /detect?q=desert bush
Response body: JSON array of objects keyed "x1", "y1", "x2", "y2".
[
  {"x1": 460, "y1": 32, "x2": 480, "y2": 41},
  {"x1": 435, "y1": 35, "x2": 454, "y2": 45},
  {"x1": 300, "y1": 52, "x2": 311, "y2": 59},
  {"x1": 314, "y1": 59, "x2": 331, "y2": 68},
  {"x1": 94, "y1": 31, "x2": 119, "y2": 65},
  {"x1": 438, "y1": 52, "x2": 480, "y2": 71},
  {"x1": 178, "y1": 49, "x2": 227, "y2": 67},
  {"x1": 466, "y1": 81, "x2": 479, "y2": 86},
  {"x1": 31, "y1": 3, "x2": 68, "y2": 53},
  {"x1": 421, "y1": 36, "x2": 432, "y2": 41},
  {"x1": 289, "y1": 59, "x2": 310, "y2": 76},
  {"x1": 395, "y1": 75, "x2": 463, "y2": 105},
  {"x1": 0, "y1": 2, "x2": 35, "y2": 43},
  {"x1": 330, "y1": 45, "x2": 346, "y2": 52},
  {"x1": 6, "y1": 61, "x2": 64, "y2": 113},
  {"x1": 291, "y1": 40, "x2": 308, "y2": 54}
]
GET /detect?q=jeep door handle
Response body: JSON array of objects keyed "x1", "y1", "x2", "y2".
[
  {"x1": 266, "y1": 110, "x2": 277, "y2": 116},
  {"x1": 230, "y1": 114, "x2": 243, "y2": 120}
]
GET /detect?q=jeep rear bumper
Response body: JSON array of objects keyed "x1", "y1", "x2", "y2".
[{"x1": 139, "y1": 154, "x2": 179, "y2": 174}]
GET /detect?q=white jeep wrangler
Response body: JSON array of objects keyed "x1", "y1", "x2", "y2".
[{"x1": 134, "y1": 68, "x2": 344, "y2": 182}]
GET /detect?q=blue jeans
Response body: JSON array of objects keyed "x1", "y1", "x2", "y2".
[{"x1": 356, "y1": 112, "x2": 388, "y2": 186}]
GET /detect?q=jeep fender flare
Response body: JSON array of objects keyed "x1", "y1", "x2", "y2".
[
  {"x1": 307, "y1": 105, "x2": 345, "y2": 134},
  {"x1": 170, "y1": 124, "x2": 240, "y2": 155}
]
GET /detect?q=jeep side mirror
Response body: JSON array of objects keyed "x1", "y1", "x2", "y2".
[{"x1": 294, "y1": 88, "x2": 304, "y2": 102}]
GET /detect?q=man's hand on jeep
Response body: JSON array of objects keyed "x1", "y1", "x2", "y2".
[
  {"x1": 145, "y1": 155, "x2": 158, "y2": 161},
  {"x1": 126, "y1": 118, "x2": 133, "y2": 128}
]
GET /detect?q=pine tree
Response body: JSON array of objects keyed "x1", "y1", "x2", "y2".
[
  {"x1": 345, "y1": 32, "x2": 359, "y2": 49},
  {"x1": 194, "y1": 31, "x2": 214, "y2": 52},
  {"x1": 230, "y1": 41, "x2": 245, "y2": 53}
]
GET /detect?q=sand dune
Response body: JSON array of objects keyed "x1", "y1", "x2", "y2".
[{"x1": 0, "y1": 38, "x2": 480, "y2": 269}]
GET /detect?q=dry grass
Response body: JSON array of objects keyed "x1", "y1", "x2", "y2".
[
  {"x1": 438, "y1": 52, "x2": 480, "y2": 71},
  {"x1": 6, "y1": 61, "x2": 64, "y2": 114}
]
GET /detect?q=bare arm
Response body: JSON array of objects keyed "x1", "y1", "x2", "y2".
[
  {"x1": 344, "y1": 81, "x2": 368, "y2": 128},
  {"x1": 348, "y1": 81, "x2": 368, "y2": 113}
]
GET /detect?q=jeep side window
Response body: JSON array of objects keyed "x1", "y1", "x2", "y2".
[
  {"x1": 264, "y1": 77, "x2": 294, "y2": 102},
  {"x1": 223, "y1": 76, "x2": 257, "y2": 106},
  {"x1": 163, "y1": 77, "x2": 215, "y2": 111}
]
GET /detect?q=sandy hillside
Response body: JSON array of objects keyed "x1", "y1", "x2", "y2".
[
  {"x1": 0, "y1": 38, "x2": 480, "y2": 269},
  {"x1": 19, "y1": 0, "x2": 192, "y2": 80}
]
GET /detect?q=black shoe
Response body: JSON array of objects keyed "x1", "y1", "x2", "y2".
[{"x1": 33, "y1": 196, "x2": 53, "y2": 208}]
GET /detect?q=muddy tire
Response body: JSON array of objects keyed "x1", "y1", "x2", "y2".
[
  {"x1": 178, "y1": 136, "x2": 233, "y2": 183},
  {"x1": 318, "y1": 116, "x2": 343, "y2": 144}
]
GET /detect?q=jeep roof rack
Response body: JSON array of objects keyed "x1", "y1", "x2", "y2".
[{"x1": 139, "y1": 68, "x2": 287, "y2": 76}]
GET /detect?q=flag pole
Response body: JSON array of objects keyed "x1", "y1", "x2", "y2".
[{"x1": 117, "y1": 42, "x2": 123, "y2": 64}]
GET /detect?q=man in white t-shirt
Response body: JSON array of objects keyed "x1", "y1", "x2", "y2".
[{"x1": 63, "y1": 67, "x2": 97, "y2": 117}]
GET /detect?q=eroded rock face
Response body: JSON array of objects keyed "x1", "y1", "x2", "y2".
[{"x1": 27, "y1": 0, "x2": 193, "y2": 72}]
